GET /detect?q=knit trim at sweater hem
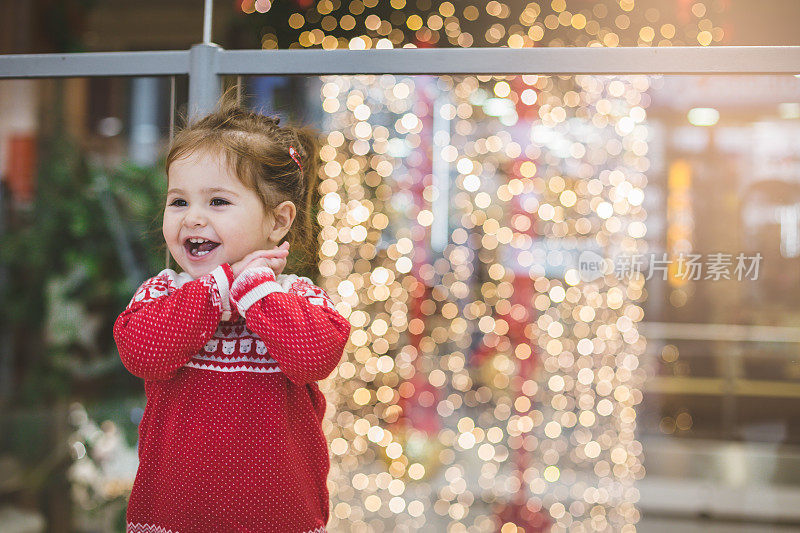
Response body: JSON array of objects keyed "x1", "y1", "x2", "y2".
[
  {"x1": 127, "y1": 523, "x2": 176, "y2": 533},
  {"x1": 126, "y1": 522, "x2": 326, "y2": 533}
]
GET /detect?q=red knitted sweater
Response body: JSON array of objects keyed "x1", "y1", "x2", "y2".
[{"x1": 113, "y1": 263, "x2": 350, "y2": 533}]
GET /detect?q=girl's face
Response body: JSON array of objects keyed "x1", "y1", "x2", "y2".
[{"x1": 163, "y1": 149, "x2": 273, "y2": 279}]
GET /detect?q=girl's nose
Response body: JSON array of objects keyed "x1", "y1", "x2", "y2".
[{"x1": 184, "y1": 207, "x2": 207, "y2": 227}]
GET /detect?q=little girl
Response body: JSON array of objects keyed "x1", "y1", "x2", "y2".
[{"x1": 113, "y1": 96, "x2": 351, "y2": 533}]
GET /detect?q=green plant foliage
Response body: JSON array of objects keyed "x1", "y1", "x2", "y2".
[{"x1": 0, "y1": 133, "x2": 167, "y2": 404}]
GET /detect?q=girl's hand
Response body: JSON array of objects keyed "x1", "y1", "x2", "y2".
[{"x1": 230, "y1": 242, "x2": 290, "y2": 279}]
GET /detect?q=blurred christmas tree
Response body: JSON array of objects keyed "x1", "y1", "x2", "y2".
[
  {"x1": 0, "y1": 131, "x2": 166, "y2": 403},
  {"x1": 0, "y1": 79, "x2": 166, "y2": 531}
]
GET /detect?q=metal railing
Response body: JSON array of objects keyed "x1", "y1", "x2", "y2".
[{"x1": 2, "y1": 44, "x2": 800, "y2": 120}]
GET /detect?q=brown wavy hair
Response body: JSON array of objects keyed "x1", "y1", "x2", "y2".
[{"x1": 165, "y1": 87, "x2": 323, "y2": 277}]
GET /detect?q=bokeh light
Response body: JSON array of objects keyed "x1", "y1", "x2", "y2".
[{"x1": 236, "y1": 1, "x2": 726, "y2": 531}]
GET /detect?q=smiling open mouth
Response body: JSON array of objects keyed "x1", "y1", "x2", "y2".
[{"x1": 184, "y1": 238, "x2": 221, "y2": 258}]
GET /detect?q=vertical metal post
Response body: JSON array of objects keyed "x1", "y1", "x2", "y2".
[
  {"x1": 169, "y1": 75, "x2": 176, "y2": 141},
  {"x1": 0, "y1": 162, "x2": 9, "y2": 403},
  {"x1": 188, "y1": 43, "x2": 222, "y2": 122},
  {"x1": 203, "y1": 0, "x2": 214, "y2": 44},
  {"x1": 166, "y1": 76, "x2": 176, "y2": 270},
  {"x1": 129, "y1": 77, "x2": 161, "y2": 165},
  {"x1": 431, "y1": 90, "x2": 451, "y2": 253}
]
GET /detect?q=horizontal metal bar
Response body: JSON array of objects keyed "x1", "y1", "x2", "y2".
[
  {"x1": 218, "y1": 46, "x2": 800, "y2": 75},
  {"x1": 0, "y1": 50, "x2": 189, "y2": 78},
  {"x1": 639, "y1": 322, "x2": 800, "y2": 343},
  {"x1": 1, "y1": 46, "x2": 800, "y2": 79}
]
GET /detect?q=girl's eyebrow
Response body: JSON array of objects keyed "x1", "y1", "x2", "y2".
[{"x1": 167, "y1": 187, "x2": 239, "y2": 197}]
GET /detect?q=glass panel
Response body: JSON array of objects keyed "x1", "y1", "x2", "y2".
[{"x1": 4, "y1": 72, "x2": 800, "y2": 532}]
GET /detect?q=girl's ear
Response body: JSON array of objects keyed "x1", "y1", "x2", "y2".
[{"x1": 268, "y1": 201, "x2": 296, "y2": 243}]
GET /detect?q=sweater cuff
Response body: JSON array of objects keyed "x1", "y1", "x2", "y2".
[
  {"x1": 211, "y1": 263, "x2": 235, "y2": 321},
  {"x1": 230, "y1": 266, "x2": 284, "y2": 315}
]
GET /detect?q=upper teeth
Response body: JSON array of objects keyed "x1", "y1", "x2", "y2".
[{"x1": 189, "y1": 238, "x2": 208, "y2": 243}]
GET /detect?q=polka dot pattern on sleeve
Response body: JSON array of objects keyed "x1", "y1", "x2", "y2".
[
  {"x1": 230, "y1": 266, "x2": 352, "y2": 387},
  {"x1": 113, "y1": 265, "x2": 230, "y2": 380}
]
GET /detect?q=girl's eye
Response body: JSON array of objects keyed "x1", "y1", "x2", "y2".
[{"x1": 168, "y1": 198, "x2": 230, "y2": 207}]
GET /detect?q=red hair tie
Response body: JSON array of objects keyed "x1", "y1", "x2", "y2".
[{"x1": 288, "y1": 146, "x2": 302, "y2": 172}]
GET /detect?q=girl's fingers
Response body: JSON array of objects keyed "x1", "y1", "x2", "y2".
[
  {"x1": 244, "y1": 249, "x2": 287, "y2": 264},
  {"x1": 235, "y1": 247, "x2": 289, "y2": 274},
  {"x1": 243, "y1": 250, "x2": 267, "y2": 263},
  {"x1": 258, "y1": 247, "x2": 289, "y2": 256},
  {"x1": 256, "y1": 252, "x2": 287, "y2": 261}
]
